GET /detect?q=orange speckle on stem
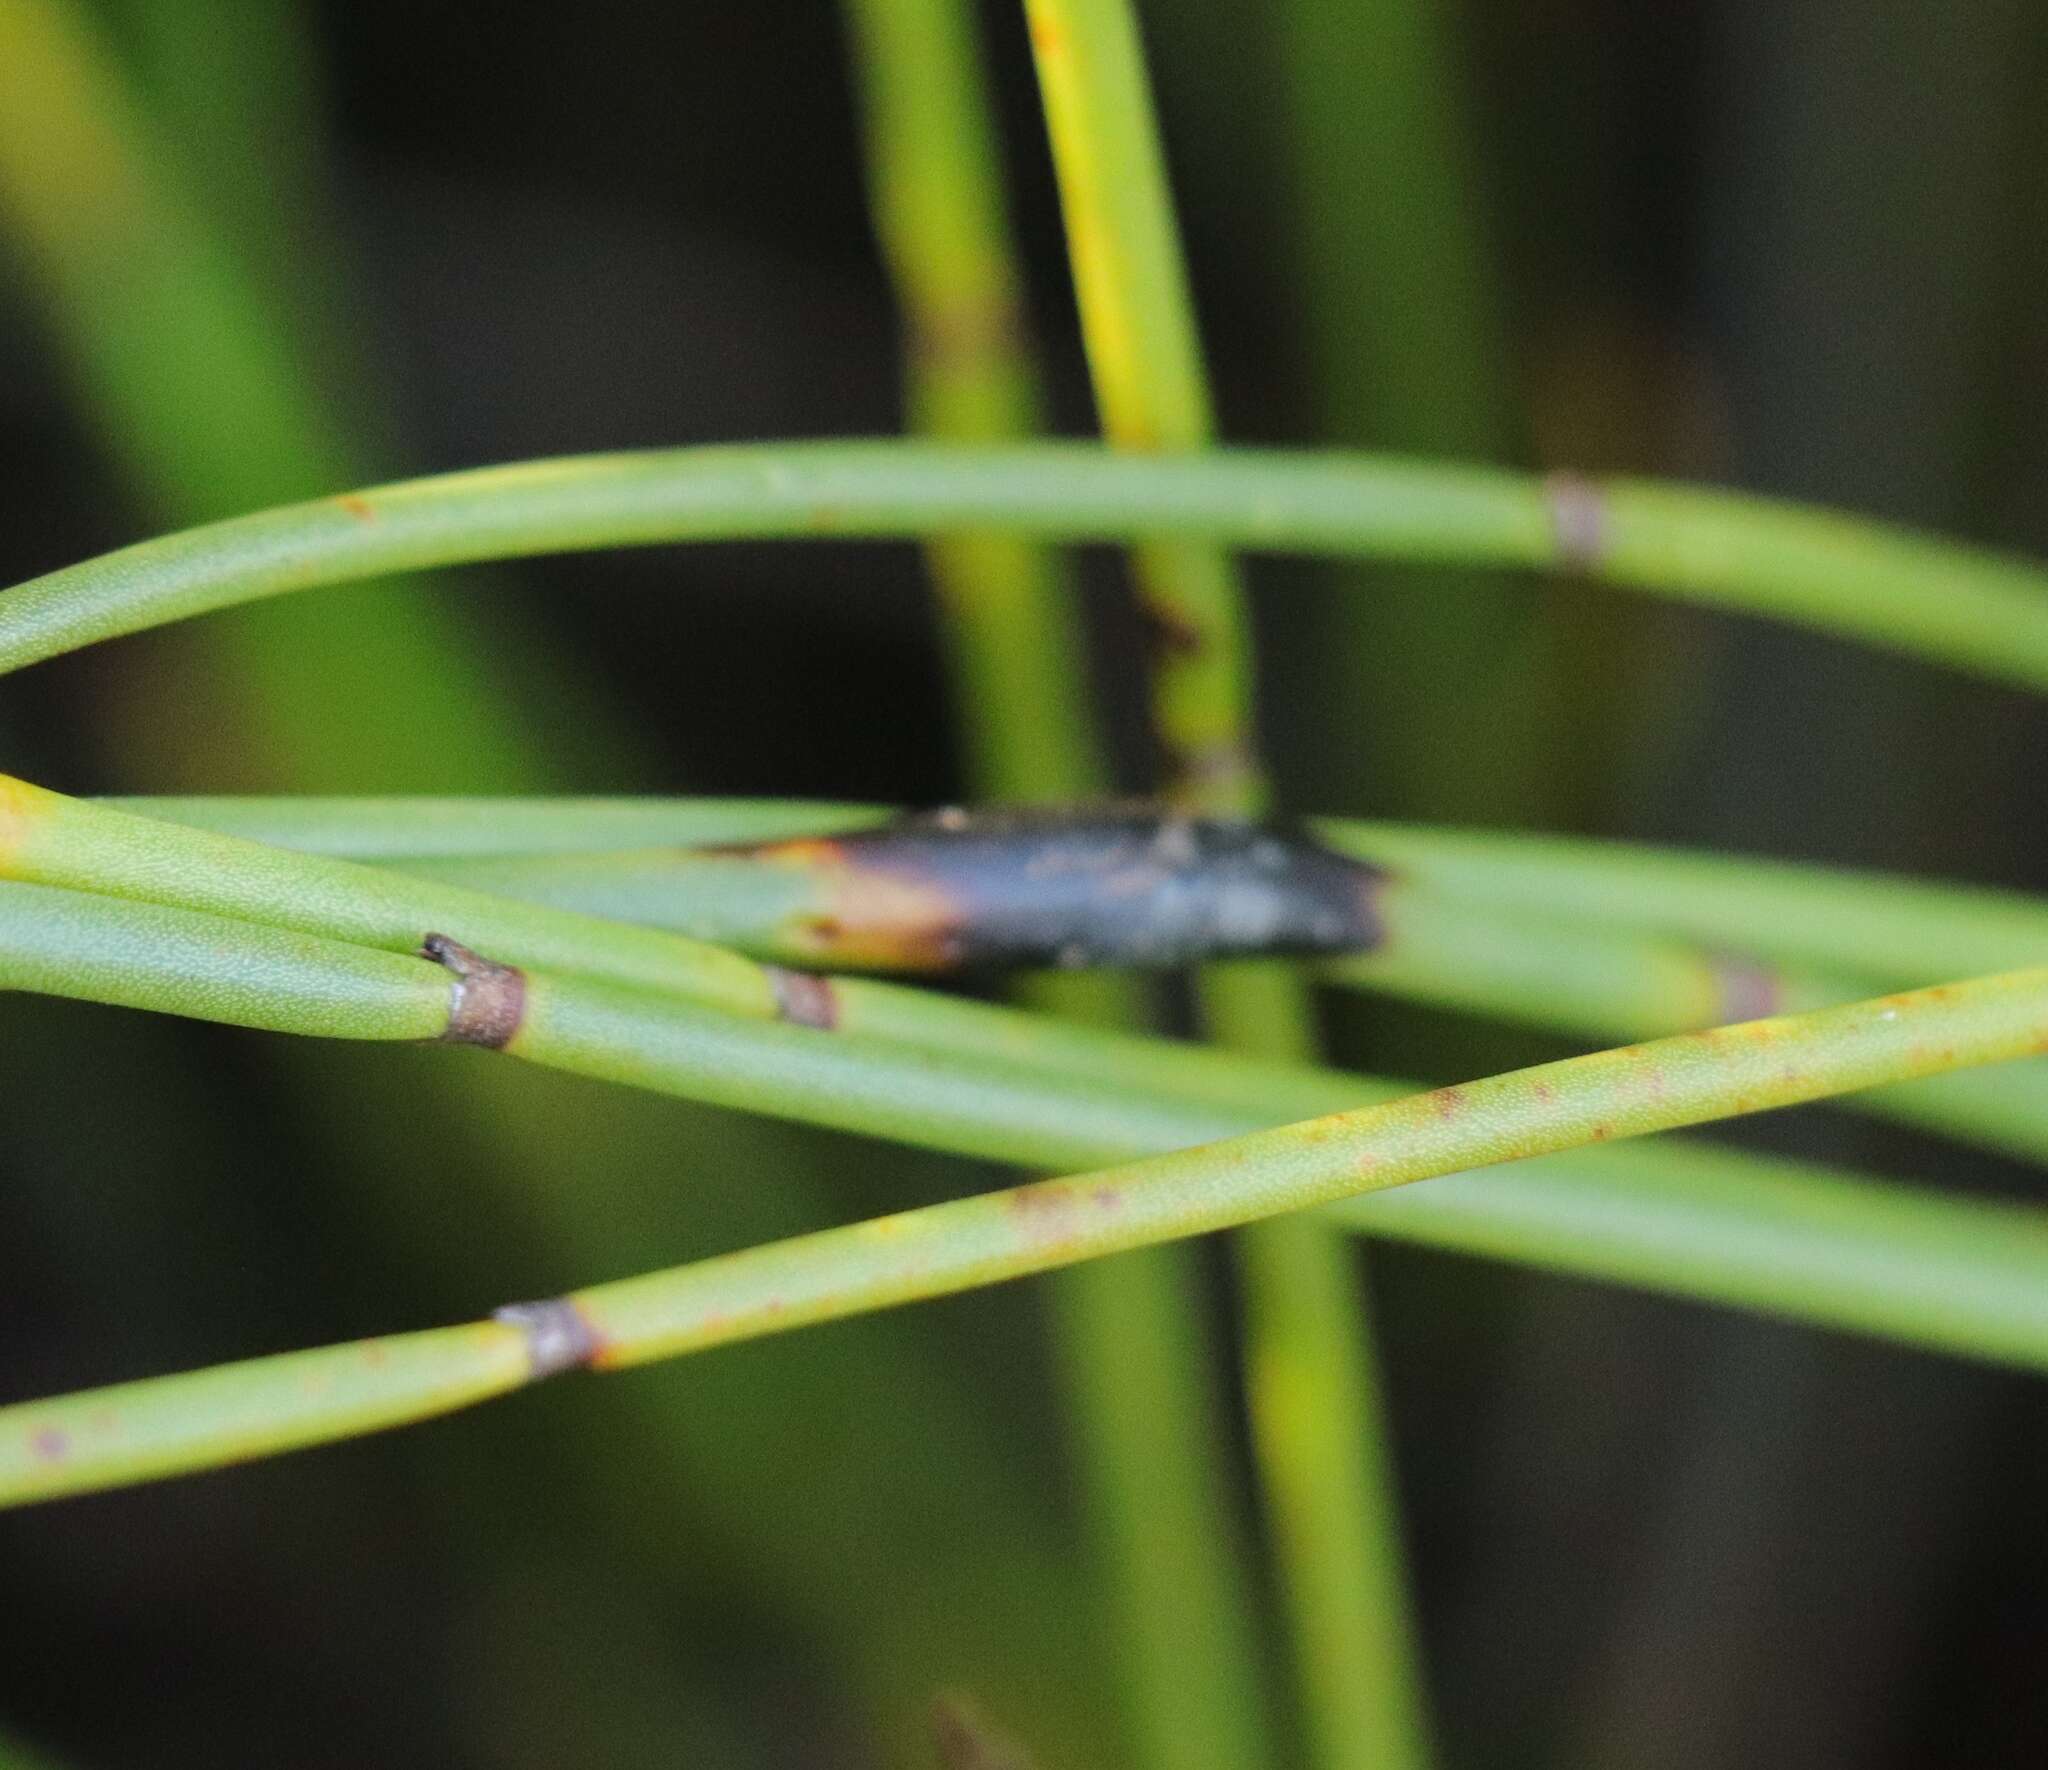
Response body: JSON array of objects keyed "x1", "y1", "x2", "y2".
[
  {"x1": 337, "y1": 494, "x2": 376, "y2": 523},
  {"x1": 0, "y1": 774, "x2": 47, "y2": 868},
  {"x1": 30, "y1": 1427, "x2": 68, "y2": 1463},
  {"x1": 1009, "y1": 1181, "x2": 1084, "y2": 1247}
]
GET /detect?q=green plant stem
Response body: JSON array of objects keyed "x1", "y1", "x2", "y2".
[
  {"x1": 1278, "y1": 0, "x2": 1548, "y2": 824},
  {"x1": 4, "y1": 443, "x2": 2047, "y2": 693},
  {"x1": 842, "y1": 0, "x2": 1104, "y2": 804},
  {"x1": 0, "y1": 0, "x2": 541, "y2": 789},
  {"x1": 1020, "y1": 0, "x2": 1417, "y2": 1752},
  {"x1": 12, "y1": 960, "x2": 2048, "y2": 1512},
  {"x1": 342, "y1": 834, "x2": 2048, "y2": 1168},
  {"x1": 1316, "y1": 820, "x2": 2048, "y2": 989},
  {"x1": 1021, "y1": 0, "x2": 1261, "y2": 806},
  {"x1": 844, "y1": 1, "x2": 1268, "y2": 1754},
  {"x1": 16, "y1": 874, "x2": 2048, "y2": 1365},
  {"x1": 92, "y1": 795, "x2": 884, "y2": 857},
  {"x1": 0, "y1": 776, "x2": 776, "y2": 1017},
  {"x1": 72, "y1": 789, "x2": 2048, "y2": 1168}
]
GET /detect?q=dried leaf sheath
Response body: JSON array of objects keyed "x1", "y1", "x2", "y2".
[{"x1": 702, "y1": 809, "x2": 1384, "y2": 971}]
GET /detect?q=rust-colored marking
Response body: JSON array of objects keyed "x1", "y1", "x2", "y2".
[
  {"x1": 932, "y1": 1692, "x2": 1039, "y2": 1770},
  {"x1": 1091, "y1": 1185, "x2": 1122, "y2": 1213},
  {"x1": 423, "y1": 935, "x2": 528, "y2": 1048},
  {"x1": 30, "y1": 1427, "x2": 68, "y2": 1463},
  {"x1": 1533, "y1": 1080, "x2": 1555, "y2": 1103},
  {"x1": 1026, "y1": 10, "x2": 1063, "y2": 58},
  {"x1": 337, "y1": 494, "x2": 377, "y2": 523},
  {"x1": 0, "y1": 773, "x2": 42, "y2": 867},
  {"x1": 493, "y1": 1296, "x2": 605, "y2": 1380},
  {"x1": 766, "y1": 965, "x2": 840, "y2": 1030},
  {"x1": 1432, "y1": 1086, "x2": 1465, "y2": 1122},
  {"x1": 1008, "y1": 1181, "x2": 1084, "y2": 1246},
  {"x1": 1545, "y1": 471, "x2": 1609, "y2": 571},
  {"x1": 909, "y1": 291, "x2": 1027, "y2": 373},
  {"x1": 1590, "y1": 1122, "x2": 1613, "y2": 1140},
  {"x1": 1164, "y1": 740, "x2": 1259, "y2": 802}
]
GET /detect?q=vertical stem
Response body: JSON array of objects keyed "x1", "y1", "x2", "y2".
[
  {"x1": 1022, "y1": 1, "x2": 1433, "y2": 1764},
  {"x1": 843, "y1": 4, "x2": 1275, "y2": 1764},
  {"x1": 1278, "y1": 0, "x2": 1548, "y2": 820}
]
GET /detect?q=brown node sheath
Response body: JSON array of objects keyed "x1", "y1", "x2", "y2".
[
  {"x1": 493, "y1": 1297, "x2": 604, "y2": 1380},
  {"x1": 423, "y1": 934, "x2": 528, "y2": 1048}
]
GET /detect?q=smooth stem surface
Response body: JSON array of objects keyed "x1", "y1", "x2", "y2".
[
  {"x1": 13, "y1": 963, "x2": 2048, "y2": 1510},
  {"x1": 845, "y1": 4, "x2": 1267, "y2": 1759},
  {"x1": 0, "y1": 775, "x2": 775, "y2": 1018},
  {"x1": 1023, "y1": 0, "x2": 1261, "y2": 806},
  {"x1": 1023, "y1": 0, "x2": 1425, "y2": 1753},
  {"x1": 843, "y1": 0, "x2": 1104, "y2": 804},
  {"x1": 1280, "y1": 0, "x2": 1550, "y2": 824},
  {"x1": 7, "y1": 444, "x2": 2048, "y2": 690},
  {"x1": 1317, "y1": 819, "x2": 2048, "y2": 989}
]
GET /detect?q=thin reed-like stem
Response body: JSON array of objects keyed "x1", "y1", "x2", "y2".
[
  {"x1": 11, "y1": 961, "x2": 2048, "y2": 1512},
  {"x1": 1020, "y1": 0, "x2": 1421, "y2": 1754},
  {"x1": 4, "y1": 444, "x2": 2047, "y2": 692},
  {"x1": 844, "y1": 2, "x2": 1271, "y2": 1755}
]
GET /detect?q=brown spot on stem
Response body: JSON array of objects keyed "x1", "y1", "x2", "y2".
[
  {"x1": 1163, "y1": 740, "x2": 1259, "y2": 804},
  {"x1": 494, "y1": 1296, "x2": 605, "y2": 1380},
  {"x1": 1432, "y1": 1086, "x2": 1466, "y2": 1122},
  {"x1": 909, "y1": 291, "x2": 1027, "y2": 373},
  {"x1": 1008, "y1": 1181, "x2": 1083, "y2": 1247},
  {"x1": 932, "y1": 1692, "x2": 1040, "y2": 1770},
  {"x1": 1545, "y1": 471, "x2": 1609, "y2": 571},
  {"x1": 1026, "y1": 9, "x2": 1062, "y2": 57},
  {"x1": 30, "y1": 1427, "x2": 68, "y2": 1463},
  {"x1": 337, "y1": 494, "x2": 376, "y2": 523},
  {"x1": 766, "y1": 965, "x2": 840, "y2": 1030},
  {"x1": 1136, "y1": 596, "x2": 1207, "y2": 662},
  {"x1": 423, "y1": 935, "x2": 528, "y2": 1048},
  {"x1": 1714, "y1": 955, "x2": 1781, "y2": 1024}
]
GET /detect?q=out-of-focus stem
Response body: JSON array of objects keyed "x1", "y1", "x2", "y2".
[
  {"x1": 1020, "y1": 0, "x2": 1426, "y2": 1758},
  {"x1": 844, "y1": 2, "x2": 1270, "y2": 1758}
]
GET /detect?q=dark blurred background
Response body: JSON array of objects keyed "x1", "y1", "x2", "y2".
[{"x1": 4, "y1": 1, "x2": 2048, "y2": 1765}]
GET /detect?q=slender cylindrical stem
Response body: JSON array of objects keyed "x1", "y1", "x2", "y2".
[
  {"x1": 12, "y1": 963, "x2": 2048, "y2": 1510},
  {"x1": 6, "y1": 444, "x2": 2048, "y2": 691},
  {"x1": 1019, "y1": 0, "x2": 1417, "y2": 1753},
  {"x1": 846, "y1": 1, "x2": 1277, "y2": 1755}
]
